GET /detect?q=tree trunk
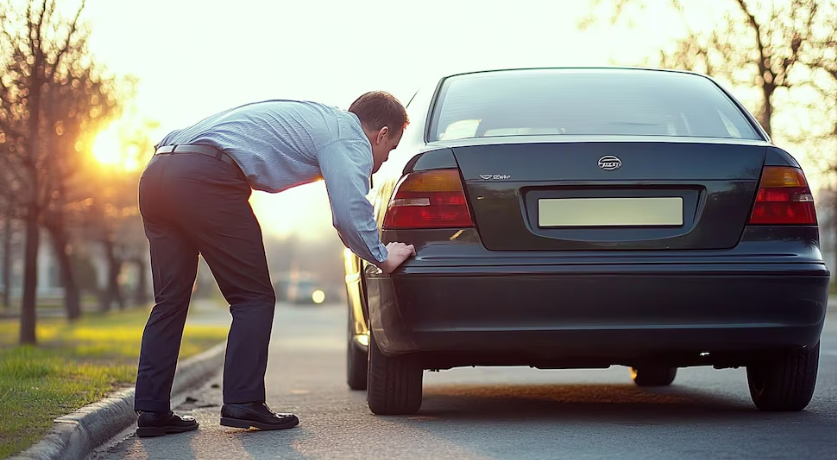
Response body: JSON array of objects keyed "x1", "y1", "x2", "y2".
[
  {"x1": 113, "y1": 258, "x2": 125, "y2": 311},
  {"x1": 2, "y1": 215, "x2": 11, "y2": 309},
  {"x1": 99, "y1": 238, "x2": 124, "y2": 311},
  {"x1": 48, "y1": 225, "x2": 81, "y2": 320},
  {"x1": 133, "y1": 256, "x2": 150, "y2": 306},
  {"x1": 20, "y1": 196, "x2": 39, "y2": 345},
  {"x1": 21, "y1": 40, "x2": 44, "y2": 345},
  {"x1": 761, "y1": 85, "x2": 774, "y2": 138},
  {"x1": 833, "y1": 186, "x2": 837, "y2": 289}
]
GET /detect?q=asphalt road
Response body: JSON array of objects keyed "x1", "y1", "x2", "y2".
[{"x1": 91, "y1": 301, "x2": 837, "y2": 460}]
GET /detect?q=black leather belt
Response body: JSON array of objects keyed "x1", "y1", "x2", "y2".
[{"x1": 154, "y1": 144, "x2": 238, "y2": 167}]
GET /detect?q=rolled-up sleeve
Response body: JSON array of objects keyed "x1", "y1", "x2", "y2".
[{"x1": 317, "y1": 139, "x2": 388, "y2": 265}]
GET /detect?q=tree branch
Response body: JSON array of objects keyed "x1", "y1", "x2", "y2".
[
  {"x1": 33, "y1": 0, "x2": 48, "y2": 62},
  {"x1": 48, "y1": 0, "x2": 86, "y2": 81},
  {"x1": 736, "y1": 0, "x2": 770, "y2": 81}
]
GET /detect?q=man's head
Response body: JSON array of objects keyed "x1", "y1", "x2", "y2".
[{"x1": 349, "y1": 91, "x2": 409, "y2": 173}]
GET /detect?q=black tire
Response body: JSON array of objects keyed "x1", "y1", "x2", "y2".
[
  {"x1": 630, "y1": 366, "x2": 677, "y2": 386},
  {"x1": 746, "y1": 342, "x2": 820, "y2": 412},
  {"x1": 346, "y1": 307, "x2": 368, "y2": 391},
  {"x1": 367, "y1": 330, "x2": 423, "y2": 415}
]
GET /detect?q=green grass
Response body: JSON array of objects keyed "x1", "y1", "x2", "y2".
[{"x1": 0, "y1": 306, "x2": 228, "y2": 459}]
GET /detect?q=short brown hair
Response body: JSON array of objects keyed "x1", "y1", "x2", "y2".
[{"x1": 348, "y1": 91, "x2": 409, "y2": 137}]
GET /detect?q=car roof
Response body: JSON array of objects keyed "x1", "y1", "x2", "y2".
[
  {"x1": 448, "y1": 66, "x2": 703, "y2": 77},
  {"x1": 418, "y1": 66, "x2": 709, "y2": 86}
]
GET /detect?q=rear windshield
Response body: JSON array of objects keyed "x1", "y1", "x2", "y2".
[{"x1": 429, "y1": 69, "x2": 762, "y2": 142}]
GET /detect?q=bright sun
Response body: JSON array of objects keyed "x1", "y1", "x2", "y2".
[{"x1": 92, "y1": 123, "x2": 123, "y2": 166}]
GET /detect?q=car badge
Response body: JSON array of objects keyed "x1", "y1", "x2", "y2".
[
  {"x1": 598, "y1": 156, "x2": 622, "y2": 171},
  {"x1": 479, "y1": 174, "x2": 511, "y2": 180}
]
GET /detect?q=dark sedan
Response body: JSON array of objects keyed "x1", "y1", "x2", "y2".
[{"x1": 342, "y1": 67, "x2": 829, "y2": 415}]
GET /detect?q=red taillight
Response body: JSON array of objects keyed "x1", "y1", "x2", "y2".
[
  {"x1": 383, "y1": 169, "x2": 474, "y2": 229},
  {"x1": 749, "y1": 166, "x2": 817, "y2": 225}
]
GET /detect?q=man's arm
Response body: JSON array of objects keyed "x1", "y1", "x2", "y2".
[{"x1": 317, "y1": 138, "x2": 402, "y2": 271}]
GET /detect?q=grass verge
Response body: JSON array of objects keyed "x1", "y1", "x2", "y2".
[{"x1": 0, "y1": 306, "x2": 228, "y2": 459}]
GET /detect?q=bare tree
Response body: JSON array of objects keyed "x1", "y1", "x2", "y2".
[
  {"x1": 0, "y1": 0, "x2": 84, "y2": 343},
  {"x1": 800, "y1": 1, "x2": 837, "y2": 144},
  {"x1": 40, "y1": 47, "x2": 127, "y2": 320},
  {"x1": 0, "y1": 0, "x2": 133, "y2": 342},
  {"x1": 579, "y1": 0, "x2": 822, "y2": 138}
]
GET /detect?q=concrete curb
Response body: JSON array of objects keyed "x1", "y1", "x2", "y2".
[{"x1": 8, "y1": 341, "x2": 227, "y2": 460}]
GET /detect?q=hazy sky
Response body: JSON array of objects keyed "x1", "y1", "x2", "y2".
[{"x1": 74, "y1": 0, "x2": 817, "y2": 239}]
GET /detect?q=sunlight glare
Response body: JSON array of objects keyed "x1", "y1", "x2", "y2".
[
  {"x1": 92, "y1": 123, "x2": 122, "y2": 166},
  {"x1": 122, "y1": 144, "x2": 141, "y2": 172},
  {"x1": 122, "y1": 157, "x2": 140, "y2": 172}
]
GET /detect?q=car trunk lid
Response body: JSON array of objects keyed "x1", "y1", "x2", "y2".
[{"x1": 452, "y1": 140, "x2": 767, "y2": 251}]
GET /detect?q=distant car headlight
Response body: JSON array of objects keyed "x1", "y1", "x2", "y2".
[{"x1": 312, "y1": 290, "x2": 325, "y2": 304}]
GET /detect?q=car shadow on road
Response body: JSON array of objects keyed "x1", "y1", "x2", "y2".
[
  {"x1": 409, "y1": 383, "x2": 820, "y2": 423},
  {"x1": 371, "y1": 383, "x2": 834, "y2": 460}
]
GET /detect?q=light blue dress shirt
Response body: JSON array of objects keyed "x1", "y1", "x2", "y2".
[{"x1": 155, "y1": 99, "x2": 388, "y2": 265}]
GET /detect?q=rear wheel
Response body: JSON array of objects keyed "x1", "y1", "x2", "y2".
[
  {"x1": 346, "y1": 307, "x2": 368, "y2": 391},
  {"x1": 367, "y1": 330, "x2": 423, "y2": 415},
  {"x1": 746, "y1": 342, "x2": 820, "y2": 412},
  {"x1": 630, "y1": 366, "x2": 677, "y2": 386}
]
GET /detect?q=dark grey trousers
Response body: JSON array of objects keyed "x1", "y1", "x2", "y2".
[{"x1": 134, "y1": 152, "x2": 276, "y2": 413}]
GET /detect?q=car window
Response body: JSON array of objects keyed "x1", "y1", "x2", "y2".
[{"x1": 430, "y1": 69, "x2": 761, "y2": 142}]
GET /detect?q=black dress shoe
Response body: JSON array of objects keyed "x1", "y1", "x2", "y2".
[
  {"x1": 136, "y1": 411, "x2": 199, "y2": 438},
  {"x1": 220, "y1": 402, "x2": 299, "y2": 430}
]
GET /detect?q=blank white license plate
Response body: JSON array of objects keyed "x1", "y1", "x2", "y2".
[{"x1": 538, "y1": 197, "x2": 684, "y2": 227}]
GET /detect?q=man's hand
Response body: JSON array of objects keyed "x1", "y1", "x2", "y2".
[{"x1": 378, "y1": 242, "x2": 416, "y2": 274}]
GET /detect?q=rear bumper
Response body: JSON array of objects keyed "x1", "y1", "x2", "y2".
[{"x1": 366, "y1": 262, "x2": 829, "y2": 367}]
